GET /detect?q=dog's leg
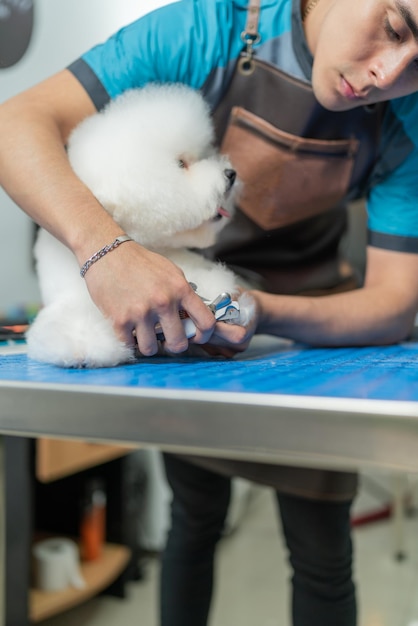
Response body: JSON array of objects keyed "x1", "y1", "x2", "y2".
[
  {"x1": 166, "y1": 249, "x2": 256, "y2": 327},
  {"x1": 26, "y1": 295, "x2": 134, "y2": 368}
]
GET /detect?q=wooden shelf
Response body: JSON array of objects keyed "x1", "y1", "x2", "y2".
[
  {"x1": 36, "y1": 438, "x2": 133, "y2": 482},
  {"x1": 29, "y1": 542, "x2": 131, "y2": 622}
]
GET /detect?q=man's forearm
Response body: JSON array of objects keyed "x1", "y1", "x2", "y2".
[
  {"x1": 253, "y1": 287, "x2": 417, "y2": 347},
  {"x1": 0, "y1": 71, "x2": 128, "y2": 265}
]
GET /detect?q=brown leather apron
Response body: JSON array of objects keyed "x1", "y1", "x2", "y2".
[
  {"x1": 181, "y1": 0, "x2": 386, "y2": 500},
  {"x1": 208, "y1": 0, "x2": 386, "y2": 296}
]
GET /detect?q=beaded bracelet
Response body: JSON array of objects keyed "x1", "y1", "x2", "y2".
[{"x1": 80, "y1": 234, "x2": 133, "y2": 278}]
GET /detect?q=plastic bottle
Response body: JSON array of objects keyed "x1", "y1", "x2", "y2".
[{"x1": 80, "y1": 478, "x2": 106, "y2": 561}]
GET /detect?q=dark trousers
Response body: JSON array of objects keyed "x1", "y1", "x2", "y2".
[{"x1": 160, "y1": 454, "x2": 356, "y2": 626}]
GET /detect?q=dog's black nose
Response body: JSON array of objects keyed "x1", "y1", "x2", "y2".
[{"x1": 224, "y1": 168, "x2": 236, "y2": 190}]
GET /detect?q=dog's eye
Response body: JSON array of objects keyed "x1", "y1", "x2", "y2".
[{"x1": 178, "y1": 159, "x2": 187, "y2": 169}]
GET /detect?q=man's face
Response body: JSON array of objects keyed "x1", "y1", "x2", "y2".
[{"x1": 310, "y1": 0, "x2": 418, "y2": 110}]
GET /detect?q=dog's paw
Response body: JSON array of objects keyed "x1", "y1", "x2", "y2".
[
  {"x1": 26, "y1": 301, "x2": 135, "y2": 368},
  {"x1": 236, "y1": 291, "x2": 256, "y2": 327}
]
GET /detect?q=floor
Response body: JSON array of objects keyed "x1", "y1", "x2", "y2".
[{"x1": 41, "y1": 472, "x2": 418, "y2": 626}]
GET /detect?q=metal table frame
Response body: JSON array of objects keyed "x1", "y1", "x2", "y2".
[{"x1": 1, "y1": 381, "x2": 418, "y2": 473}]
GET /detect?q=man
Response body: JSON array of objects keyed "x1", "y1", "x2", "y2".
[{"x1": 1, "y1": 1, "x2": 418, "y2": 624}]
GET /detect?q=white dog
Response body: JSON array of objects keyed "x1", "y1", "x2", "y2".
[{"x1": 27, "y1": 83, "x2": 254, "y2": 368}]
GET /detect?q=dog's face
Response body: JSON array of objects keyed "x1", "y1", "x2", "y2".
[
  {"x1": 154, "y1": 155, "x2": 236, "y2": 249},
  {"x1": 67, "y1": 84, "x2": 237, "y2": 250}
]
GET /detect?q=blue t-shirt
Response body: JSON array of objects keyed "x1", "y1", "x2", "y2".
[{"x1": 68, "y1": 0, "x2": 418, "y2": 253}]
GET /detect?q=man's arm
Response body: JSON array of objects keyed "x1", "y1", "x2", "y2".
[
  {"x1": 0, "y1": 70, "x2": 215, "y2": 354},
  {"x1": 256, "y1": 246, "x2": 418, "y2": 345},
  {"x1": 211, "y1": 246, "x2": 418, "y2": 348}
]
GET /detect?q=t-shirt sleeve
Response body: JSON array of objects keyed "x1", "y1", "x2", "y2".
[
  {"x1": 367, "y1": 95, "x2": 418, "y2": 254},
  {"x1": 67, "y1": 0, "x2": 245, "y2": 110}
]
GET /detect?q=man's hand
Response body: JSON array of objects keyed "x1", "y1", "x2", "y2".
[
  {"x1": 202, "y1": 290, "x2": 260, "y2": 357},
  {"x1": 84, "y1": 241, "x2": 216, "y2": 356}
]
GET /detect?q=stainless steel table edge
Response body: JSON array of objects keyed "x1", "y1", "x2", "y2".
[{"x1": 1, "y1": 380, "x2": 418, "y2": 473}]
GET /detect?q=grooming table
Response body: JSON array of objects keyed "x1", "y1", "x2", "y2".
[
  {"x1": 1, "y1": 336, "x2": 418, "y2": 625},
  {"x1": 0, "y1": 336, "x2": 417, "y2": 472}
]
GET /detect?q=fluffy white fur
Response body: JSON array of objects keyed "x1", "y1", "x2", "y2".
[{"x1": 27, "y1": 83, "x2": 254, "y2": 368}]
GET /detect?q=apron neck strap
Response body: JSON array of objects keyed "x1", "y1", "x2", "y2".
[
  {"x1": 244, "y1": 0, "x2": 261, "y2": 38},
  {"x1": 239, "y1": 1, "x2": 261, "y2": 75}
]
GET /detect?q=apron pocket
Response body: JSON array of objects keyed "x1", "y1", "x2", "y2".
[{"x1": 221, "y1": 106, "x2": 359, "y2": 230}]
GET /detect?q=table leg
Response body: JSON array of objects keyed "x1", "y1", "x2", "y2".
[
  {"x1": 4, "y1": 436, "x2": 31, "y2": 626},
  {"x1": 0, "y1": 437, "x2": 4, "y2": 626}
]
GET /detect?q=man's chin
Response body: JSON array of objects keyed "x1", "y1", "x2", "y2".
[{"x1": 314, "y1": 87, "x2": 361, "y2": 112}]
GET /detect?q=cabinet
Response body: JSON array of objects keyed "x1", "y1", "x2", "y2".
[{"x1": 4, "y1": 436, "x2": 145, "y2": 626}]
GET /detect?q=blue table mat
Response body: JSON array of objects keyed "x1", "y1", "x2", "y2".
[{"x1": 0, "y1": 340, "x2": 418, "y2": 401}]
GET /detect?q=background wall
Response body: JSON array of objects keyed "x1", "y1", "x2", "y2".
[{"x1": 0, "y1": 0, "x2": 167, "y2": 321}]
